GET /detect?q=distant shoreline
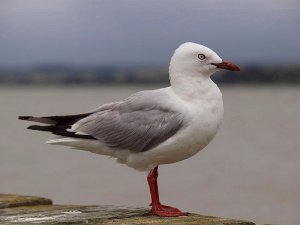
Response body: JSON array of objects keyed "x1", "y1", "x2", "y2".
[{"x1": 1, "y1": 64, "x2": 299, "y2": 84}]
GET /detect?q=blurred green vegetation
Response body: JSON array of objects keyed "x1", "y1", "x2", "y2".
[{"x1": 0, "y1": 64, "x2": 299, "y2": 85}]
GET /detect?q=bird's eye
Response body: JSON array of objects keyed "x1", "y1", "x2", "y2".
[{"x1": 198, "y1": 54, "x2": 206, "y2": 60}]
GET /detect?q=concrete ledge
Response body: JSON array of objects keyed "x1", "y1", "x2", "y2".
[
  {"x1": 0, "y1": 194, "x2": 256, "y2": 225},
  {"x1": 0, "y1": 194, "x2": 52, "y2": 209}
]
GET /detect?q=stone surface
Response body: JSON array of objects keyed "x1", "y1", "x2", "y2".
[
  {"x1": 0, "y1": 194, "x2": 52, "y2": 209},
  {"x1": 0, "y1": 194, "x2": 256, "y2": 225}
]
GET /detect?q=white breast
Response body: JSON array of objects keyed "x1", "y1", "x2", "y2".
[{"x1": 186, "y1": 84, "x2": 224, "y2": 153}]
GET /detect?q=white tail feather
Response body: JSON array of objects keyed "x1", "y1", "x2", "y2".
[{"x1": 46, "y1": 138, "x2": 77, "y2": 145}]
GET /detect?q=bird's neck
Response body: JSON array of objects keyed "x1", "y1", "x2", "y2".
[{"x1": 170, "y1": 71, "x2": 218, "y2": 102}]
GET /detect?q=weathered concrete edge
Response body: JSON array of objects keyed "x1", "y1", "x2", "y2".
[
  {"x1": 0, "y1": 205, "x2": 256, "y2": 225},
  {"x1": 0, "y1": 194, "x2": 256, "y2": 225},
  {"x1": 0, "y1": 194, "x2": 52, "y2": 209}
]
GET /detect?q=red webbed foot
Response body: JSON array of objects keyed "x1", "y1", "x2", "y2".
[{"x1": 150, "y1": 204, "x2": 188, "y2": 217}]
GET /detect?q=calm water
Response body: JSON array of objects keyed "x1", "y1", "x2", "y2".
[{"x1": 1, "y1": 85, "x2": 300, "y2": 225}]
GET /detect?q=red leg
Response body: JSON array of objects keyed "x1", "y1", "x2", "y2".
[{"x1": 147, "y1": 166, "x2": 188, "y2": 217}]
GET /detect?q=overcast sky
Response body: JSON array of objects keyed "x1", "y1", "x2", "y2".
[{"x1": 0, "y1": 0, "x2": 299, "y2": 67}]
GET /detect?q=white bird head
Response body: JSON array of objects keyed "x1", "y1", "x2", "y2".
[{"x1": 170, "y1": 42, "x2": 240, "y2": 77}]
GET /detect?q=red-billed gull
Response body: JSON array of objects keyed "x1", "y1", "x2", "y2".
[{"x1": 19, "y1": 42, "x2": 240, "y2": 217}]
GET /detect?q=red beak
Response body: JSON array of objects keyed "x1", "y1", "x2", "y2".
[{"x1": 211, "y1": 60, "x2": 240, "y2": 71}]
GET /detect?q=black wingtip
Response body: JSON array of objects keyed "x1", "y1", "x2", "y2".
[
  {"x1": 19, "y1": 116, "x2": 31, "y2": 120},
  {"x1": 27, "y1": 125, "x2": 38, "y2": 130},
  {"x1": 26, "y1": 124, "x2": 97, "y2": 140},
  {"x1": 27, "y1": 125, "x2": 49, "y2": 131}
]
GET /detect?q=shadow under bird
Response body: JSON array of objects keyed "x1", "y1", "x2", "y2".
[{"x1": 19, "y1": 42, "x2": 240, "y2": 217}]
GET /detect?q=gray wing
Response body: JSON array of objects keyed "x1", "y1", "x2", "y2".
[{"x1": 72, "y1": 90, "x2": 184, "y2": 152}]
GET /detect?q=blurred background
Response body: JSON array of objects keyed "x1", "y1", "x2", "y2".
[{"x1": 0, "y1": 1, "x2": 299, "y2": 224}]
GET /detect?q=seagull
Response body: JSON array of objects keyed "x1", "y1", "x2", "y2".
[{"x1": 19, "y1": 42, "x2": 240, "y2": 217}]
